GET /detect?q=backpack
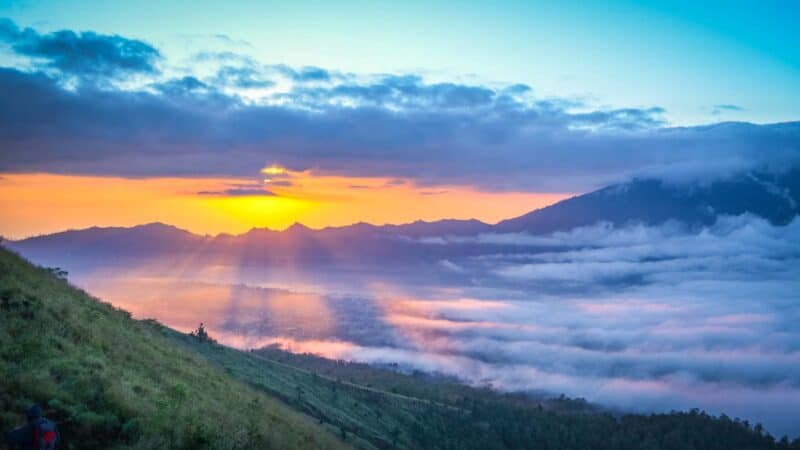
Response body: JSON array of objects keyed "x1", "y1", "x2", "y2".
[{"x1": 32, "y1": 418, "x2": 57, "y2": 450}]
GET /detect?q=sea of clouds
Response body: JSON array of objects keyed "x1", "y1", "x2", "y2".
[
  {"x1": 71, "y1": 214, "x2": 800, "y2": 437},
  {"x1": 266, "y1": 215, "x2": 800, "y2": 437}
]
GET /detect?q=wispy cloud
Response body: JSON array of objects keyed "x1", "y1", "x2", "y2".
[
  {"x1": 712, "y1": 104, "x2": 746, "y2": 115},
  {"x1": 196, "y1": 187, "x2": 276, "y2": 197}
]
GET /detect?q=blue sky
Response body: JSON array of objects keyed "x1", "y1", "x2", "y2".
[{"x1": 3, "y1": 0, "x2": 798, "y2": 125}]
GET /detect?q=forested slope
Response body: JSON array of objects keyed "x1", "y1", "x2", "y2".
[{"x1": 172, "y1": 333, "x2": 800, "y2": 450}]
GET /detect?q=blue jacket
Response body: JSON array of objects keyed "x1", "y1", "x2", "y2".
[{"x1": 5, "y1": 408, "x2": 59, "y2": 450}]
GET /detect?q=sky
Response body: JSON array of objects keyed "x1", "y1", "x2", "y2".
[
  {"x1": 0, "y1": 172, "x2": 566, "y2": 238},
  {"x1": 3, "y1": 0, "x2": 799, "y2": 124},
  {"x1": 0, "y1": 0, "x2": 799, "y2": 237}
]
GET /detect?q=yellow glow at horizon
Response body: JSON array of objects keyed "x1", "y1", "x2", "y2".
[
  {"x1": 261, "y1": 165, "x2": 287, "y2": 175},
  {"x1": 0, "y1": 172, "x2": 572, "y2": 239}
]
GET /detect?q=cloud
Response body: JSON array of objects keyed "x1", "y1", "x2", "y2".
[
  {"x1": 344, "y1": 216, "x2": 800, "y2": 436},
  {"x1": 2, "y1": 65, "x2": 796, "y2": 192},
  {"x1": 152, "y1": 75, "x2": 208, "y2": 95},
  {"x1": 0, "y1": 18, "x2": 160, "y2": 79},
  {"x1": 211, "y1": 65, "x2": 274, "y2": 89},
  {"x1": 192, "y1": 50, "x2": 256, "y2": 65},
  {"x1": 712, "y1": 104, "x2": 746, "y2": 115},
  {"x1": 210, "y1": 34, "x2": 252, "y2": 48},
  {"x1": 0, "y1": 22, "x2": 798, "y2": 192},
  {"x1": 270, "y1": 64, "x2": 332, "y2": 82},
  {"x1": 282, "y1": 74, "x2": 498, "y2": 110},
  {"x1": 195, "y1": 181, "x2": 276, "y2": 197},
  {"x1": 196, "y1": 188, "x2": 276, "y2": 197},
  {"x1": 438, "y1": 259, "x2": 466, "y2": 272}
]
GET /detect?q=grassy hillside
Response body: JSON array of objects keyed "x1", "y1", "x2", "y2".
[
  {"x1": 0, "y1": 247, "x2": 347, "y2": 450},
  {"x1": 167, "y1": 333, "x2": 609, "y2": 450}
]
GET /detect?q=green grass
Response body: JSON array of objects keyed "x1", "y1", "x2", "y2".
[
  {"x1": 166, "y1": 331, "x2": 444, "y2": 449},
  {"x1": 0, "y1": 247, "x2": 348, "y2": 450}
]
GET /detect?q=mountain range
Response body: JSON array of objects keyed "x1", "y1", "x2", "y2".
[{"x1": 7, "y1": 169, "x2": 798, "y2": 269}]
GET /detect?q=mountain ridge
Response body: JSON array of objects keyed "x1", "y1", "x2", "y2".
[{"x1": 8, "y1": 168, "x2": 799, "y2": 249}]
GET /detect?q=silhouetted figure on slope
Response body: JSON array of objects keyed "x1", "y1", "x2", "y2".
[
  {"x1": 4, "y1": 405, "x2": 59, "y2": 450},
  {"x1": 190, "y1": 322, "x2": 216, "y2": 343}
]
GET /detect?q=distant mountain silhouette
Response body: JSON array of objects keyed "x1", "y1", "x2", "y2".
[
  {"x1": 7, "y1": 168, "x2": 799, "y2": 267},
  {"x1": 495, "y1": 168, "x2": 800, "y2": 234},
  {"x1": 8, "y1": 222, "x2": 207, "y2": 264}
]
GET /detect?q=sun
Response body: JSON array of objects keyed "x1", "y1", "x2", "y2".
[{"x1": 261, "y1": 165, "x2": 287, "y2": 176}]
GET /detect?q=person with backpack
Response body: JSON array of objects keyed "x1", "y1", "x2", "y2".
[{"x1": 4, "y1": 405, "x2": 59, "y2": 450}]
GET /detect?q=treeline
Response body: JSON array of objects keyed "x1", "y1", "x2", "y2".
[
  {"x1": 251, "y1": 346, "x2": 800, "y2": 450},
  {"x1": 407, "y1": 400, "x2": 799, "y2": 450},
  {"x1": 254, "y1": 345, "x2": 595, "y2": 412}
]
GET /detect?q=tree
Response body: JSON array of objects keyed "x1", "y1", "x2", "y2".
[
  {"x1": 190, "y1": 322, "x2": 216, "y2": 343},
  {"x1": 46, "y1": 266, "x2": 69, "y2": 279}
]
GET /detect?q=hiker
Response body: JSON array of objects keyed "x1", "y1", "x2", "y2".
[{"x1": 4, "y1": 405, "x2": 59, "y2": 450}]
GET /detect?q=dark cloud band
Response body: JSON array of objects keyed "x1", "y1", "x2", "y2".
[{"x1": 0, "y1": 19, "x2": 798, "y2": 192}]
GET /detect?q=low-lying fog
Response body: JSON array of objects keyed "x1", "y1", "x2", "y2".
[{"x1": 69, "y1": 215, "x2": 800, "y2": 437}]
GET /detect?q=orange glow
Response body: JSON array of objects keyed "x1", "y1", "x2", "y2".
[
  {"x1": 0, "y1": 171, "x2": 571, "y2": 239},
  {"x1": 81, "y1": 276, "x2": 339, "y2": 343},
  {"x1": 230, "y1": 336, "x2": 358, "y2": 356}
]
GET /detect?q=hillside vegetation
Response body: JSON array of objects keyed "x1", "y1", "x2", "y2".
[
  {"x1": 172, "y1": 329, "x2": 800, "y2": 450},
  {"x1": 0, "y1": 247, "x2": 347, "y2": 450}
]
